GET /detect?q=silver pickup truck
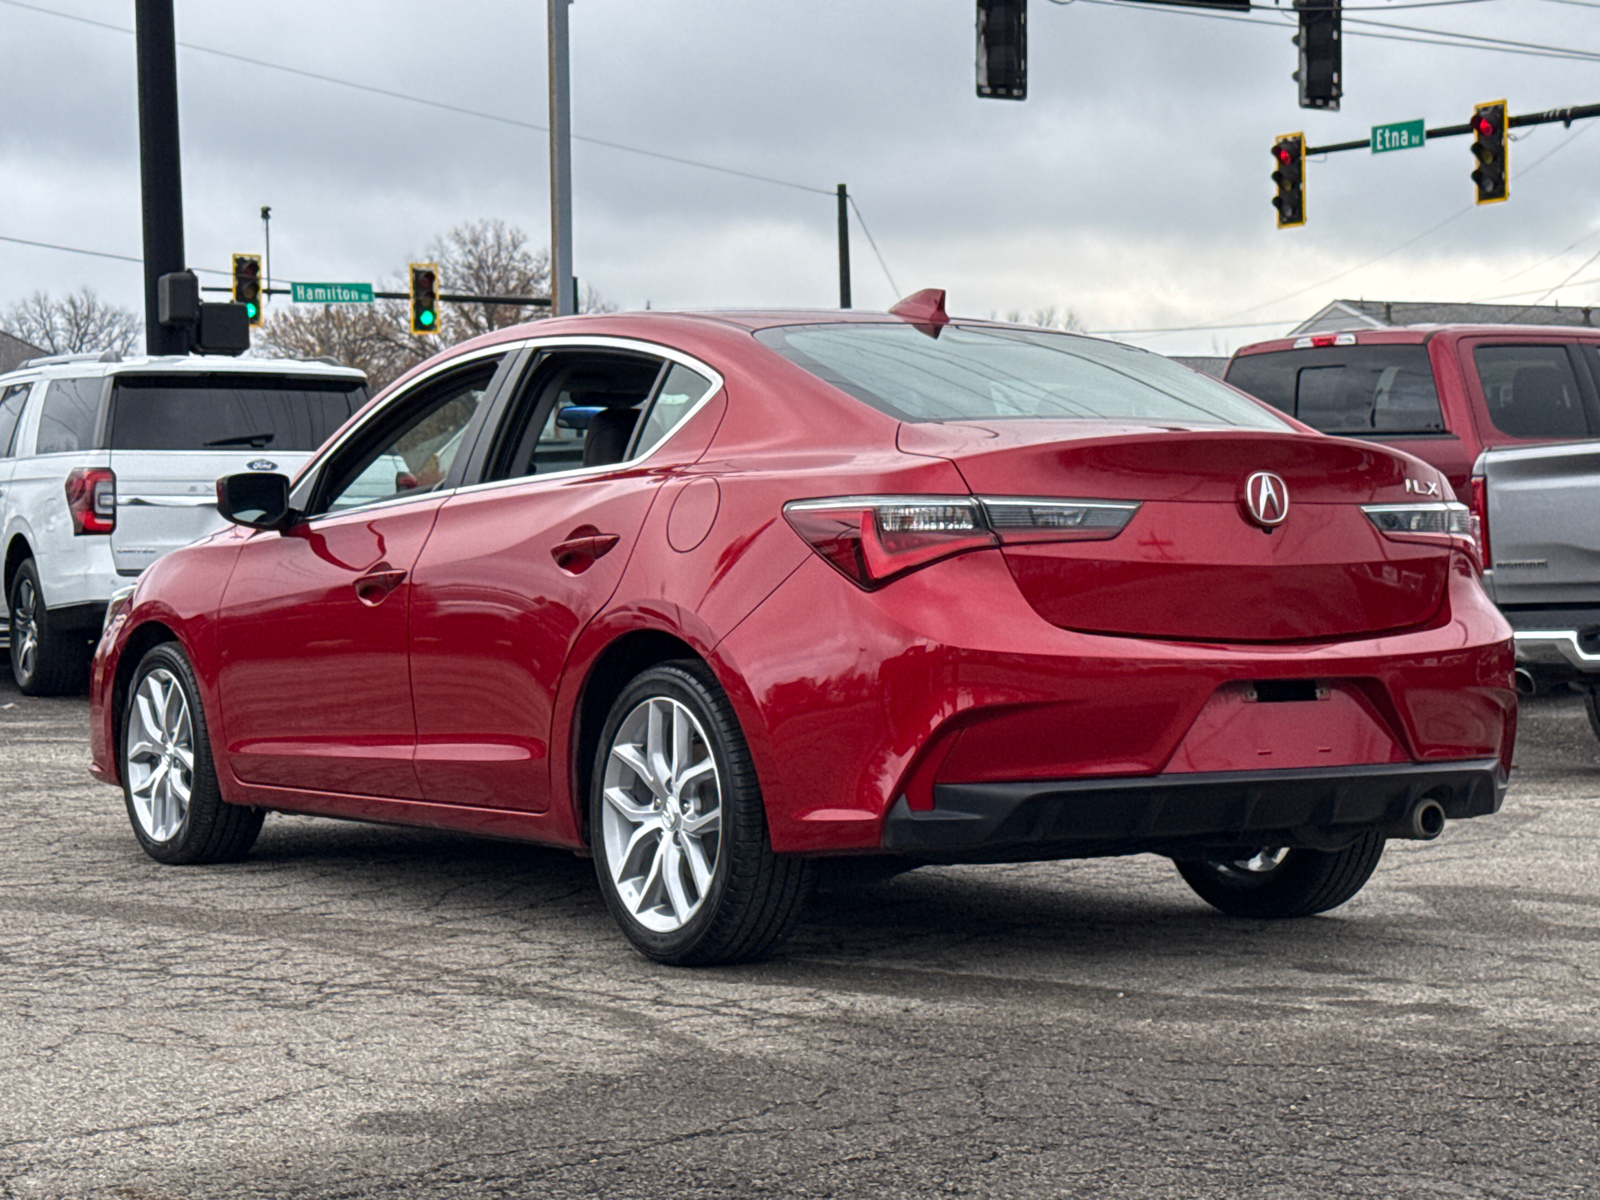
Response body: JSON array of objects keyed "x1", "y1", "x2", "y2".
[{"x1": 1478, "y1": 439, "x2": 1600, "y2": 737}]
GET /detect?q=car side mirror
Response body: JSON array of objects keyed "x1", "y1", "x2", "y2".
[{"x1": 216, "y1": 472, "x2": 295, "y2": 530}]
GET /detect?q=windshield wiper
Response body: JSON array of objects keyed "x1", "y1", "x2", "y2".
[{"x1": 205, "y1": 432, "x2": 276, "y2": 448}]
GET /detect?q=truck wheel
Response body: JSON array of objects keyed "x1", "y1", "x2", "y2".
[
  {"x1": 590, "y1": 660, "x2": 813, "y2": 965},
  {"x1": 1584, "y1": 688, "x2": 1600, "y2": 745},
  {"x1": 1174, "y1": 833, "x2": 1386, "y2": 919},
  {"x1": 7, "y1": 558, "x2": 90, "y2": 696},
  {"x1": 122, "y1": 642, "x2": 263, "y2": 864}
]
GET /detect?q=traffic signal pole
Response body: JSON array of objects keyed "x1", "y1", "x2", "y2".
[
  {"x1": 548, "y1": 0, "x2": 575, "y2": 317},
  {"x1": 134, "y1": 0, "x2": 188, "y2": 355},
  {"x1": 1302, "y1": 101, "x2": 1600, "y2": 157}
]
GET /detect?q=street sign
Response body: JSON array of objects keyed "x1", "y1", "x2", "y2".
[
  {"x1": 291, "y1": 282, "x2": 374, "y2": 304},
  {"x1": 1371, "y1": 119, "x2": 1426, "y2": 154}
]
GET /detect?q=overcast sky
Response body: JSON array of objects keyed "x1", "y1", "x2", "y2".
[{"x1": 2, "y1": 0, "x2": 1598, "y2": 356}]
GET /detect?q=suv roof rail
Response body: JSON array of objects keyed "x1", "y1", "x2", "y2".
[
  {"x1": 97, "y1": 349, "x2": 123, "y2": 364},
  {"x1": 19, "y1": 352, "x2": 103, "y2": 368},
  {"x1": 308, "y1": 356, "x2": 346, "y2": 367}
]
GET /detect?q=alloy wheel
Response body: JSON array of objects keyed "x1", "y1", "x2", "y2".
[
  {"x1": 11, "y1": 576, "x2": 38, "y2": 682},
  {"x1": 600, "y1": 695, "x2": 723, "y2": 933},
  {"x1": 125, "y1": 667, "x2": 196, "y2": 843}
]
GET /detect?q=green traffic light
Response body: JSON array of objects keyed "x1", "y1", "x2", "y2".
[
  {"x1": 420, "y1": 309, "x2": 435, "y2": 326},
  {"x1": 245, "y1": 302, "x2": 258, "y2": 319}
]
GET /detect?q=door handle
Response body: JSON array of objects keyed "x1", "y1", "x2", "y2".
[
  {"x1": 551, "y1": 532, "x2": 620, "y2": 575},
  {"x1": 354, "y1": 566, "x2": 407, "y2": 606}
]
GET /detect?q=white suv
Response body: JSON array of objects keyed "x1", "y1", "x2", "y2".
[{"x1": 0, "y1": 353, "x2": 369, "y2": 694}]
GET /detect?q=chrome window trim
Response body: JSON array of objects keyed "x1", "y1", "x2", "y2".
[
  {"x1": 449, "y1": 335, "x2": 726, "y2": 497},
  {"x1": 289, "y1": 344, "x2": 515, "y2": 518}
]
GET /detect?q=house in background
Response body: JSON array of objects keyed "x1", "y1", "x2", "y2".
[
  {"x1": 1168, "y1": 299, "x2": 1597, "y2": 380},
  {"x1": 1292, "y1": 299, "x2": 1596, "y2": 335},
  {"x1": 0, "y1": 330, "x2": 46, "y2": 374}
]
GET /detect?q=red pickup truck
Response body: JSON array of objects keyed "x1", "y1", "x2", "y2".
[{"x1": 1224, "y1": 325, "x2": 1600, "y2": 495}]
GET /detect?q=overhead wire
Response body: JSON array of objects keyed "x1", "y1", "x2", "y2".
[
  {"x1": 0, "y1": 0, "x2": 835, "y2": 196},
  {"x1": 847, "y1": 197, "x2": 901, "y2": 298},
  {"x1": 1067, "y1": 0, "x2": 1600, "y2": 63}
]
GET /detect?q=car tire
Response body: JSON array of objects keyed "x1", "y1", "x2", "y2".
[
  {"x1": 1584, "y1": 687, "x2": 1600, "y2": 745},
  {"x1": 590, "y1": 660, "x2": 813, "y2": 965},
  {"x1": 7, "y1": 558, "x2": 91, "y2": 696},
  {"x1": 121, "y1": 641, "x2": 263, "y2": 865},
  {"x1": 1174, "y1": 833, "x2": 1386, "y2": 919}
]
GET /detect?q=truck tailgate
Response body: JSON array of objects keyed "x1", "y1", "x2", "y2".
[{"x1": 1482, "y1": 439, "x2": 1600, "y2": 606}]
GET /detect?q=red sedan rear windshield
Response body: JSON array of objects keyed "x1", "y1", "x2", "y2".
[{"x1": 757, "y1": 323, "x2": 1287, "y2": 429}]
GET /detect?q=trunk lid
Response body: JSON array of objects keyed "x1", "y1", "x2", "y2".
[{"x1": 900, "y1": 421, "x2": 1451, "y2": 642}]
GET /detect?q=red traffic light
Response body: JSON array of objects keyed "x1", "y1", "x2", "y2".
[{"x1": 1476, "y1": 116, "x2": 1495, "y2": 136}]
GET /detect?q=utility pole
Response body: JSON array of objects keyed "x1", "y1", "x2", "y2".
[
  {"x1": 548, "y1": 0, "x2": 574, "y2": 317},
  {"x1": 837, "y1": 184, "x2": 852, "y2": 309},
  {"x1": 134, "y1": 0, "x2": 187, "y2": 355},
  {"x1": 261, "y1": 206, "x2": 272, "y2": 311}
]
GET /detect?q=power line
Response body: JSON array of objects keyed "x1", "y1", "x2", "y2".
[
  {"x1": 847, "y1": 197, "x2": 900, "y2": 298},
  {"x1": 1089, "y1": 316, "x2": 1306, "y2": 335},
  {"x1": 1072, "y1": 0, "x2": 1600, "y2": 63},
  {"x1": 0, "y1": 0, "x2": 834, "y2": 197},
  {"x1": 0, "y1": 232, "x2": 233, "y2": 277},
  {"x1": 0, "y1": 234, "x2": 143, "y2": 264}
]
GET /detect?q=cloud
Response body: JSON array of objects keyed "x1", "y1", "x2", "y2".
[{"x1": 3, "y1": 0, "x2": 1598, "y2": 355}]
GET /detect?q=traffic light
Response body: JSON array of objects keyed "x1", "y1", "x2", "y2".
[
  {"x1": 231, "y1": 253, "x2": 263, "y2": 326},
  {"x1": 1272, "y1": 133, "x2": 1306, "y2": 229},
  {"x1": 1471, "y1": 100, "x2": 1508, "y2": 205},
  {"x1": 409, "y1": 262, "x2": 440, "y2": 335},
  {"x1": 977, "y1": 0, "x2": 1026, "y2": 101},
  {"x1": 1292, "y1": 0, "x2": 1341, "y2": 111}
]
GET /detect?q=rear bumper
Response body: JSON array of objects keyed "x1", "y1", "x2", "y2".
[
  {"x1": 1513, "y1": 630, "x2": 1600, "y2": 676},
  {"x1": 882, "y1": 759, "x2": 1506, "y2": 862}
]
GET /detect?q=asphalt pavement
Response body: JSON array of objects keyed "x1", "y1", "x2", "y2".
[{"x1": 1, "y1": 660, "x2": 1596, "y2": 1199}]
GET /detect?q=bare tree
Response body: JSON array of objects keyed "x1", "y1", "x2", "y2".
[
  {"x1": 253, "y1": 303, "x2": 416, "y2": 388},
  {"x1": 998, "y1": 305, "x2": 1088, "y2": 333},
  {"x1": 260, "y1": 219, "x2": 612, "y2": 390},
  {"x1": 2, "y1": 288, "x2": 140, "y2": 356}
]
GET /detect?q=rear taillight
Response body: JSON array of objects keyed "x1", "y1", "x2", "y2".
[
  {"x1": 65, "y1": 467, "x2": 115, "y2": 535},
  {"x1": 1468, "y1": 473, "x2": 1491, "y2": 568},
  {"x1": 1361, "y1": 501, "x2": 1478, "y2": 564},
  {"x1": 783, "y1": 495, "x2": 1141, "y2": 589}
]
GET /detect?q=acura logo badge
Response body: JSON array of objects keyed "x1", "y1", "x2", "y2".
[{"x1": 1243, "y1": 471, "x2": 1289, "y2": 528}]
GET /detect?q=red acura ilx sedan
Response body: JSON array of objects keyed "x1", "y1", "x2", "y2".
[{"x1": 89, "y1": 292, "x2": 1515, "y2": 964}]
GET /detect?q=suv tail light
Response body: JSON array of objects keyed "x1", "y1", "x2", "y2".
[
  {"x1": 783, "y1": 495, "x2": 1140, "y2": 589},
  {"x1": 1468, "y1": 473, "x2": 1491, "y2": 568},
  {"x1": 66, "y1": 467, "x2": 116, "y2": 535}
]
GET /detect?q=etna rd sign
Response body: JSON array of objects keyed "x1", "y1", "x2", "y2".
[
  {"x1": 291, "y1": 282, "x2": 374, "y2": 303},
  {"x1": 1371, "y1": 120, "x2": 1426, "y2": 153}
]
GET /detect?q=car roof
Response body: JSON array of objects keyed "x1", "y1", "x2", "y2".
[
  {"x1": 1233, "y1": 324, "x2": 1600, "y2": 357},
  {"x1": 0, "y1": 354, "x2": 367, "y2": 384}
]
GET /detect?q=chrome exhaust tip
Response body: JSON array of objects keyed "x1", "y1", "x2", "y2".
[
  {"x1": 1513, "y1": 668, "x2": 1537, "y2": 696},
  {"x1": 1410, "y1": 798, "x2": 1447, "y2": 840}
]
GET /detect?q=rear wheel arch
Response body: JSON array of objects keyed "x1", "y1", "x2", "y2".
[
  {"x1": 3, "y1": 534, "x2": 33, "y2": 599},
  {"x1": 572, "y1": 629, "x2": 703, "y2": 845}
]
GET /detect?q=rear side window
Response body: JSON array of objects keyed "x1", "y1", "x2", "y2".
[
  {"x1": 35, "y1": 377, "x2": 103, "y2": 454},
  {"x1": 758, "y1": 324, "x2": 1288, "y2": 429},
  {"x1": 1474, "y1": 345, "x2": 1590, "y2": 439},
  {"x1": 0, "y1": 383, "x2": 30, "y2": 457},
  {"x1": 1225, "y1": 346, "x2": 1444, "y2": 435},
  {"x1": 632, "y1": 363, "x2": 714, "y2": 459},
  {"x1": 109, "y1": 374, "x2": 369, "y2": 452}
]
